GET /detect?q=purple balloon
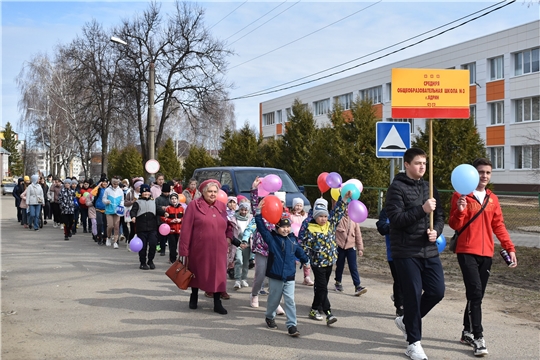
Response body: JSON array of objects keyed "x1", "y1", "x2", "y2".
[
  {"x1": 262, "y1": 174, "x2": 282, "y2": 193},
  {"x1": 326, "y1": 172, "x2": 342, "y2": 189},
  {"x1": 348, "y1": 200, "x2": 368, "y2": 223},
  {"x1": 129, "y1": 236, "x2": 143, "y2": 252}
]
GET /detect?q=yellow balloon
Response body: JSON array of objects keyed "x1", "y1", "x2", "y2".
[{"x1": 330, "y1": 187, "x2": 341, "y2": 201}]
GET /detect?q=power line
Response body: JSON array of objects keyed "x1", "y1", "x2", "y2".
[
  {"x1": 240, "y1": 0, "x2": 510, "y2": 97},
  {"x1": 229, "y1": 0, "x2": 515, "y2": 101},
  {"x1": 209, "y1": 0, "x2": 249, "y2": 30},
  {"x1": 228, "y1": 0, "x2": 382, "y2": 70},
  {"x1": 224, "y1": 1, "x2": 289, "y2": 42},
  {"x1": 228, "y1": 1, "x2": 300, "y2": 46}
]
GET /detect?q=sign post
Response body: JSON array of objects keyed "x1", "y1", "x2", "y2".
[{"x1": 391, "y1": 68, "x2": 470, "y2": 230}]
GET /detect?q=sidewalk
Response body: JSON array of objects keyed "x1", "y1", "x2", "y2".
[{"x1": 361, "y1": 218, "x2": 540, "y2": 248}]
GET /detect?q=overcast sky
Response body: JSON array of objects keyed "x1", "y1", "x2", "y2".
[{"x1": 1, "y1": 0, "x2": 538, "y2": 135}]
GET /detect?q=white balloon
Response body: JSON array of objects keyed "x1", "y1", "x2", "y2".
[{"x1": 343, "y1": 179, "x2": 363, "y2": 193}]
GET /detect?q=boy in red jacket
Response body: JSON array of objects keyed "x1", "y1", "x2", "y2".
[
  {"x1": 162, "y1": 193, "x2": 184, "y2": 264},
  {"x1": 449, "y1": 158, "x2": 517, "y2": 357}
]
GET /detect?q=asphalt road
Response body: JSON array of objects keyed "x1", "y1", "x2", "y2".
[{"x1": 1, "y1": 196, "x2": 538, "y2": 359}]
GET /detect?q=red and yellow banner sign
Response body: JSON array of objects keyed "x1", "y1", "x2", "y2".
[{"x1": 391, "y1": 68, "x2": 470, "y2": 118}]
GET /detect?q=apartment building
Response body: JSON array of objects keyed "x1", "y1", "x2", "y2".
[{"x1": 259, "y1": 21, "x2": 539, "y2": 191}]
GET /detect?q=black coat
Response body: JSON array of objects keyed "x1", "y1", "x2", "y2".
[{"x1": 385, "y1": 172, "x2": 444, "y2": 259}]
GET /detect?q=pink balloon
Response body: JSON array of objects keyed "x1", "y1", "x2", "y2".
[
  {"x1": 291, "y1": 223, "x2": 301, "y2": 237},
  {"x1": 257, "y1": 183, "x2": 270, "y2": 197},
  {"x1": 217, "y1": 189, "x2": 228, "y2": 204},
  {"x1": 348, "y1": 200, "x2": 368, "y2": 223},
  {"x1": 262, "y1": 174, "x2": 282, "y2": 193},
  {"x1": 159, "y1": 223, "x2": 171, "y2": 236}
]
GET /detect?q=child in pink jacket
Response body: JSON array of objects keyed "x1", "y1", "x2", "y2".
[
  {"x1": 290, "y1": 197, "x2": 313, "y2": 286},
  {"x1": 334, "y1": 210, "x2": 367, "y2": 296}
]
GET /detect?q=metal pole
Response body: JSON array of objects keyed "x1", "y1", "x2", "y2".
[
  {"x1": 148, "y1": 62, "x2": 155, "y2": 161},
  {"x1": 429, "y1": 119, "x2": 434, "y2": 231},
  {"x1": 390, "y1": 158, "x2": 395, "y2": 185}
]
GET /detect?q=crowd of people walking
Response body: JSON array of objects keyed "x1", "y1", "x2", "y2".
[{"x1": 11, "y1": 150, "x2": 517, "y2": 359}]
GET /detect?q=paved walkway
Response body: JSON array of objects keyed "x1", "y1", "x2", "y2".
[{"x1": 360, "y1": 219, "x2": 540, "y2": 248}]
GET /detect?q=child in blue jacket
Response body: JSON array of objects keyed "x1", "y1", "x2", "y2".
[{"x1": 256, "y1": 200, "x2": 310, "y2": 337}]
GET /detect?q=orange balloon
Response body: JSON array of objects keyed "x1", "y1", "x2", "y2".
[
  {"x1": 217, "y1": 189, "x2": 228, "y2": 204},
  {"x1": 261, "y1": 195, "x2": 282, "y2": 224},
  {"x1": 177, "y1": 194, "x2": 186, "y2": 203}
]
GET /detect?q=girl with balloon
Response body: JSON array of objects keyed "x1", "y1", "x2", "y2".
[
  {"x1": 161, "y1": 192, "x2": 184, "y2": 264},
  {"x1": 290, "y1": 198, "x2": 313, "y2": 286}
]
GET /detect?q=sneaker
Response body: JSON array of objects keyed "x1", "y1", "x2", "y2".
[
  {"x1": 148, "y1": 261, "x2": 155, "y2": 270},
  {"x1": 105, "y1": 238, "x2": 111, "y2": 246},
  {"x1": 334, "y1": 281, "x2": 344, "y2": 292},
  {"x1": 405, "y1": 341, "x2": 428, "y2": 360},
  {"x1": 156, "y1": 245, "x2": 161, "y2": 252},
  {"x1": 395, "y1": 316, "x2": 407, "y2": 340},
  {"x1": 250, "y1": 294, "x2": 259, "y2": 308},
  {"x1": 119, "y1": 235, "x2": 126, "y2": 242},
  {"x1": 303, "y1": 276, "x2": 314, "y2": 286},
  {"x1": 113, "y1": 242, "x2": 119, "y2": 249},
  {"x1": 258, "y1": 289, "x2": 268, "y2": 296},
  {"x1": 220, "y1": 292, "x2": 230, "y2": 300},
  {"x1": 127, "y1": 242, "x2": 132, "y2": 252},
  {"x1": 44, "y1": 221, "x2": 47, "y2": 225},
  {"x1": 287, "y1": 325, "x2": 300, "y2": 337},
  {"x1": 64, "y1": 236, "x2": 69, "y2": 241},
  {"x1": 53, "y1": 223, "x2": 58, "y2": 228},
  {"x1": 140, "y1": 264, "x2": 149, "y2": 270},
  {"x1": 460, "y1": 331, "x2": 474, "y2": 347},
  {"x1": 326, "y1": 312, "x2": 337, "y2": 326},
  {"x1": 354, "y1": 286, "x2": 367, "y2": 296},
  {"x1": 265, "y1": 317, "x2": 277, "y2": 330},
  {"x1": 241, "y1": 280, "x2": 249, "y2": 288},
  {"x1": 473, "y1": 337, "x2": 488, "y2": 356},
  {"x1": 309, "y1": 309, "x2": 323, "y2": 321},
  {"x1": 276, "y1": 305, "x2": 285, "y2": 315},
  {"x1": 234, "y1": 281, "x2": 241, "y2": 290}
]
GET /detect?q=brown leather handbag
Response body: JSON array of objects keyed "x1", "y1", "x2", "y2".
[{"x1": 165, "y1": 258, "x2": 194, "y2": 290}]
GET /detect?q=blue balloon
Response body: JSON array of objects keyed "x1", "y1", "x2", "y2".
[
  {"x1": 451, "y1": 164, "x2": 479, "y2": 195},
  {"x1": 436, "y1": 234, "x2": 446, "y2": 253},
  {"x1": 341, "y1": 183, "x2": 360, "y2": 203}
]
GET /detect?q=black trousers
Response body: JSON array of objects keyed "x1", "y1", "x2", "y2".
[
  {"x1": 79, "y1": 207, "x2": 89, "y2": 231},
  {"x1": 138, "y1": 230, "x2": 157, "y2": 265},
  {"x1": 388, "y1": 260, "x2": 404, "y2": 309},
  {"x1": 311, "y1": 265, "x2": 333, "y2": 313},
  {"x1": 62, "y1": 213, "x2": 74, "y2": 236},
  {"x1": 394, "y1": 257, "x2": 445, "y2": 344},
  {"x1": 457, "y1": 253, "x2": 492, "y2": 339},
  {"x1": 51, "y1": 202, "x2": 62, "y2": 224},
  {"x1": 167, "y1": 233, "x2": 179, "y2": 263}
]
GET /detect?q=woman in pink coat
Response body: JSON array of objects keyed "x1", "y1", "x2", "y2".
[{"x1": 179, "y1": 179, "x2": 233, "y2": 315}]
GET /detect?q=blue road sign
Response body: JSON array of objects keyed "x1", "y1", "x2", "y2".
[{"x1": 376, "y1": 122, "x2": 411, "y2": 158}]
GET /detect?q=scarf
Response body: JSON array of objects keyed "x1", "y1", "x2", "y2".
[{"x1": 235, "y1": 212, "x2": 249, "y2": 222}]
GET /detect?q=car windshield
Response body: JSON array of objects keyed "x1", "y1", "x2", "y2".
[
  {"x1": 5, "y1": 184, "x2": 15, "y2": 188},
  {"x1": 236, "y1": 170, "x2": 299, "y2": 193}
]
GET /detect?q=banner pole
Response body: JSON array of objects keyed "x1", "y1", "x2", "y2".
[{"x1": 429, "y1": 118, "x2": 434, "y2": 231}]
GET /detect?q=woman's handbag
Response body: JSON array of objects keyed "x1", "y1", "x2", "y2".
[
  {"x1": 449, "y1": 194, "x2": 490, "y2": 253},
  {"x1": 165, "y1": 258, "x2": 194, "y2": 290}
]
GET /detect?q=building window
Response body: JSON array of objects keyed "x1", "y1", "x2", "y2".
[
  {"x1": 515, "y1": 96, "x2": 540, "y2": 123},
  {"x1": 276, "y1": 110, "x2": 283, "y2": 124},
  {"x1": 334, "y1": 93, "x2": 353, "y2": 110},
  {"x1": 514, "y1": 47, "x2": 540, "y2": 76},
  {"x1": 386, "y1": 82, "x2": 392, "y2": 102},
  {"x1": 489, "y1": 101, "x2": 504, "y2": 125},
  {"x1": 489, "y1": 56, "x2": 504, "y2": 80},
  {"x1": 470, "y1": 105, "x2": 477, "y2": 125},
  {"x1": 359, "y1": 85, "x2": 382, "y2": 104},
  {"x1": 285, "y1": 107, "x2": 292, "y2": 120},
  {"x1": 489, "y1": 147, "x2": 504, "y2": 169},
  {"x1": 514, "y1": 145, "x2": 540, "y2": 169},
  {"x1": 462, "y1": 62, "x2": 476, "y2": 84},
  {"x1": 313, "y1": 99, "x2": 330, "y2": 116},
  {"x1": 262, "y1": 112, "x2": 275, "y2": 126}
]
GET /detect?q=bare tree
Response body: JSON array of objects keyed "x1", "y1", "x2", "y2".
[{"x1": 113, "y1": 1, "x2": 234, "y2": 163}]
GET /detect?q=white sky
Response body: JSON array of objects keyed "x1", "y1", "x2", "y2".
[{"x1": 1, "y1": 0, "x2": 538, "y2": 134}]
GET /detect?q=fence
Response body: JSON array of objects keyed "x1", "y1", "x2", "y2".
[{"x1": 302, "y1": 185, "x2": 539, "y2": 233}]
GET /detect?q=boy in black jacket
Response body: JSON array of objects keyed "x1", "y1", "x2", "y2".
[
  {"x1": 385, "y1": 147, "x2": 445, "y2": 360},
  {"x1": 130, "y1": 184, "x2": 158, "y2": 270}
]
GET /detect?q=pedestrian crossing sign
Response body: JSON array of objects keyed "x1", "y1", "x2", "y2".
[{"x1": 376, "y1": 122, "x2": 411, "y2": 158}]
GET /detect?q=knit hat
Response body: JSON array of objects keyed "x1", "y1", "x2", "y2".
[
  {"x1": 169, "y1": 192, "x2": 179, "y2": 200},
  {"x1": 276, "y1": 213, "x2": 292, "y2": 227},
  {"x1": 238, "y1": 202, "x2": 251, "y2": 211},
  {"x1": 312, "y1": 198, "x2": 329, "y2": 219},
  {"x1": 227, "y1": 196, "x2": 238, "y2": 204},
  {"x1": 132, "y1": 176, "x2": 144, "y2": 184},
  {"x1": 71, "y1": 179, "x2": 78, "y2": 185},
  {"x1": 134, "y1": 181, "x2": 143, "y2": 190},
  {"x1": 24, "y1": 176, "x2": 30, "y2": 182},
  {"x1": 162, "y1": 183, "x2": 172, "y2": 193},
  {"x1": 99, "y1": 177, "x2": 108, "y2": 183},
  {"x1": 274, "y1": 191, "x2": 286, "y2": 203},
  {"x1": 64, "y1": 179, "x2": 72, "y2": 185},
  {"x1": 199, "y1": 179, "x2": 221, "y2": 193},
  {"x1": 292, "y1": 198, "x2": 304, "y2": 208},
  {"x1": 140, "y1": 184, "x2": 151, "y2": 193}
]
